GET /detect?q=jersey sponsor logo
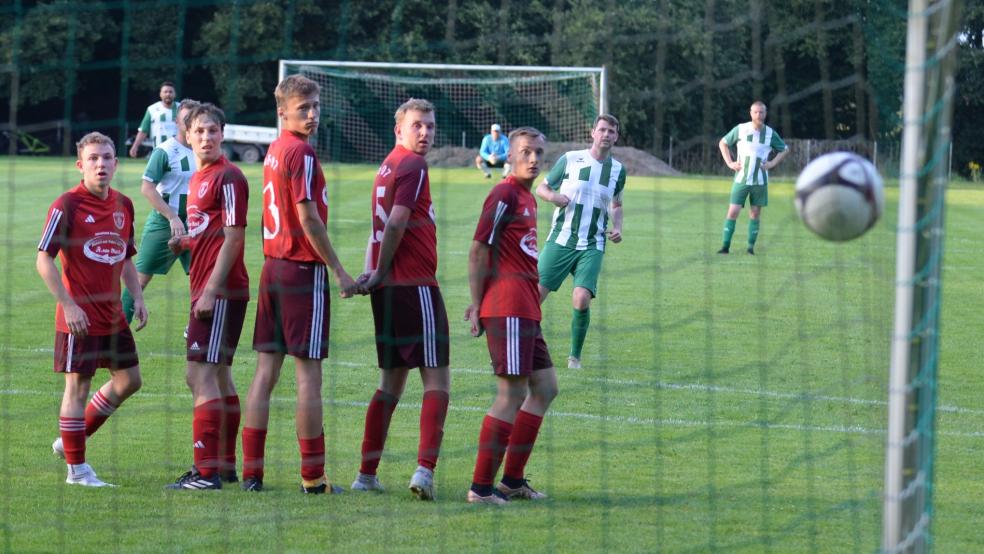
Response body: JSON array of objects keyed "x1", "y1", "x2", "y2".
[
  {"x1": 186, "y1": 206, "x2": 210, "y2": 237},
  {"x1": 197, "y1": 181, "x2": 209, "y2": 198},
  {"x1": 520, "y1": 228, "x2": 539, "y2": 259},
  {"x1": 113, "y1": 211, "x2": 125, "y2": 230},
  {"x1": 84, "y1": 214, "x2": 95, "y2": 223},
  {"x1": 82, "y1": 233, "x2": 127, "y2": 265}
]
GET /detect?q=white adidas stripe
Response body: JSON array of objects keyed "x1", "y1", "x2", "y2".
[
  {"x1": 223, "y1": 183, "x2": 236, "y2": 226},
  {"x1": 206, "y1": 298, "x2": 227, "y2": 364},
  {"x1": 39, "y1": 208, "x2": 63, "y2": 251},
  {"x1": 418, "y1": 287, "x2": 436, "y2": 368},
  {"x1": 488, "y1": 201, "x2": 508, "y2": 245},
  {"x1": 309, "y1": 265, "x2": 325, "y2": 359}
]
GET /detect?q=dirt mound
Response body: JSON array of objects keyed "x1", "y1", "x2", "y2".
[{"x1": 426, "y1": 142, "x2": 681, "y2": 177}]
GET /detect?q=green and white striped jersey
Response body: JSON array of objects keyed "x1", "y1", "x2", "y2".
[
  {"x1": 138, "y1": 101, "x2": 180, "y2": 147},
  {"x1": 142, "y1": 137, "x2": 195, "y2": 211},
  {"x1": 723, "y1": 122, "x2": 786, "y2": 186},
  {"x1": 543, "y1": 149, "x2": 626, "y2": 251}
]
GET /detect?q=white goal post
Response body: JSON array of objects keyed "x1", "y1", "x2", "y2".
[{"x1": 278, "y1": 60, "x2": 607, "y2": 164}]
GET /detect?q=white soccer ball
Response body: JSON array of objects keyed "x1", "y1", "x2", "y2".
[{"x1": 794, "y1": 152, "x2": 885, "y2": 242}]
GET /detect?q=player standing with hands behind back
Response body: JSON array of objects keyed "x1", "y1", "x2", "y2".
[
  {"x1": 40, "y1": 133, "x2": 146, "y2": 487},
  {"x1": 350, "y1": 99, "x2": 451, "y2": 501},
  {"x1": 465, "y1": 127, "x2": 556, "y2": 504},
  {"x1": 240, "y1": 75, "x2": 355, "y2": 494}
]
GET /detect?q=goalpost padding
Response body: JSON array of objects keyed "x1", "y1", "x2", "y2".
[{"x1": 279, "y1": 61, "x2": 606, "y2": 164}]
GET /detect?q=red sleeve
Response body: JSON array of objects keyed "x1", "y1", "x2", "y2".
[
  {"x1": 38, "y1": 195, "x2": 69, "y2": 257},
  {"x1": 221, "y1": 168, "x2": 249, "y2": 227},
  {"x1": 472, "y1": 184, "x2": 515, "y2": 246},
  {"x1": 124, "y1": 196, "x2": 137, "y2": 259},
  {"x1": 393, "y1": 155, "x2": 428, "y2": 209},
  {"x1": 284, "y1": 143, "x2": 318, "y2": 205}
]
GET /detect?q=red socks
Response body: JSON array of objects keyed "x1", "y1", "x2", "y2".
[
  {"x1": 359, "y1": 389, "x2": 399, "y2": 475},
  {"x1": 59, "y1": 417, "x2": 86, "y2": 465},
  {"x1": 192, "y1": 399, "x2": 223, "y2": 478},
  {"x1": 219, "y1": 395, "x2": 240, "y2": 473},
  {"x1": 83, "y1": 390, "x2": 117, "y2": 436},
  {"x1": 503, "y1": 410, "x2": 544, "y2": 481},
  {"x1": 298, "y1": 433, "x2": 325, "y2": 481},
  {"x1": 241, "y1": 427, "x2": 267, "y2": 481},
  {"x1": 471, "y1": 415, "x2": 513, "y2": 486},
  {"x1": 418, "y1": 390, "x2": 449, "y2": 471}
]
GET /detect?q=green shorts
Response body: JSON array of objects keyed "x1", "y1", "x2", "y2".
[
  {"x1": 134, "y1": 202, "x2": 190, "y2": 276},
  {"x1": 729, "y1": 183, "x2": 768, "y2": 207},
  {"x1": 537, "y1": 242, "x2": 605, "y2": 297}
]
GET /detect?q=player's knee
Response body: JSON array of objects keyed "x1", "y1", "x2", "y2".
[{"x1": 122, "y1": 371, "x2": 142, "y2": 395}]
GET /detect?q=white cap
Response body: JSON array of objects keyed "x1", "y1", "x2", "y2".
[{"x1": 491, "y1": 123, "x2": 501, "y2": 132}]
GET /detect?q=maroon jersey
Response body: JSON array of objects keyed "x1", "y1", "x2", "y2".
[
  {"x1": 472, "y1": 176, "x2": 541, "y2": 320},
  {"x1": 186, "y1": 156, "x2": 250, "y2": 301},
  {"x1": 38, "y1": 182, "x2": 136, "y2": 335},
  {"x1": 261, "y1": 130, "x2": 327, "y2": 263},
  {"x1": 370, "y1": 145, "x2": 438, "y2": 287}
]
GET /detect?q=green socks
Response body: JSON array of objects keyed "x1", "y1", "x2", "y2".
[
  {"x1": 571, "y1": 308, "x2": 590, "y2": 359},
  {"x1": 722, "y1": 219, "x2": 737, "y2": 249},
  {"x1": 121, "y1": 288, "x2": 135, "y2": 324},
  {"x1": 748, "y1": 218, "x2": 760, "y2": 247}
]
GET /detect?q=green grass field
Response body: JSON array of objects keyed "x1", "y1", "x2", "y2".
[{"x1": 1, "y1": 156, "x2": 981, "y2": 552}]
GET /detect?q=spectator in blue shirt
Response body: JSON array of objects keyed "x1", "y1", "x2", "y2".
[{"x1": 474, "y1": 123, "x2": 511, "y2": 179}]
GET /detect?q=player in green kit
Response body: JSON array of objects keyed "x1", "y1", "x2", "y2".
[
  {"x1": 122, "y1": 100, "x2": 199, "y2": 323},
  {"x1": 129, "y1": 81, "x2": 180, "y2": 157},
  {"x1": 536, "y1": 115, "x2": 625, "y2": 370},
  {"x1": 717, "y1": 100, "x2": 789, "y2": 255}
]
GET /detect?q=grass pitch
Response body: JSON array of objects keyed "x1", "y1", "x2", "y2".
[{"x1": 1, "y1": 156, "x2": 981, "y2": 552}]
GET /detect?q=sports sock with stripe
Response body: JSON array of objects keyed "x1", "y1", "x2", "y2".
[
  {"x1": 60, "y1": 416, "x2": 86, "y2": 465},
  {"x1": 84, "y1": 389, "x2": 118, "y2": 436}
]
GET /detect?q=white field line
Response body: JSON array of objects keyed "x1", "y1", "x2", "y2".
[{"x1": 2, "y1": 346, "x2": 982, "y2": 438}]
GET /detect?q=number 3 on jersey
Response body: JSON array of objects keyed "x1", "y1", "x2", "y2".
[{"x1": 263, "y1": 181, "x2": 280, "y2": 239}]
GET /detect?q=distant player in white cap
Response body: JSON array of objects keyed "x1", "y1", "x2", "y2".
[{"x1": 475, "y1": 123, "x2": 511, "y2": 179}]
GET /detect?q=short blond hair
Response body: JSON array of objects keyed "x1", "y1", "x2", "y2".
[
  {"x1": 275, "y1": 74, "x2": 320, "y2": 108},
  {"x1": 76, "y1": 132, "x2": 116, "y2": 160},
  {"x1": 394, "y1": 98, "x2": 435, "y2": 125},
  {"x1": 508, "y1": 126, "x2": 546, "y2": 144}
]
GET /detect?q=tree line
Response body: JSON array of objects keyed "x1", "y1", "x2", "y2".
[{"x1": 1, "y1": 0, "x2": 978, "y2": 176}]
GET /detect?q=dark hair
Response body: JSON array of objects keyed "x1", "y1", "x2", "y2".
[
  {"x1": 593, "y1": 114, "x2": 620, "y2": 133},
  {"x1": 161, "y1": 81, "x2": 176, "y2": 90},
  {"x1": 186, "y1": 102, "x2": 226, "y2": 130}
]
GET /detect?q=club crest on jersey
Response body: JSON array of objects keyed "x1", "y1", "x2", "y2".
[
  {"x1": 197, "y1": 181, "x2": 209, "y2": 198},
  {"x1": 186, "y1": 207, "x2": 210, "y2": 237},
  {"x1": 113, "y1": 211, "x2": 125, "y2": 229},
  {"x1": 520, "y1": 228, "x2": 538, "y2": 259},
  {"x1": 83, "y1": 233, "x2": 127, "y2": 265}
]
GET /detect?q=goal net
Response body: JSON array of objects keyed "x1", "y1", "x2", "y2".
[{"x1": 278, "y1": 61, "x2": 605, "y2": 164}]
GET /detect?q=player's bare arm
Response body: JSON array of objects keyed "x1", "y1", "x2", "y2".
[
  {"x1": 129, "y1": 131, "x2": 148, "y2": 158},
  {"x1": 122, "y1": 259, "x2": 148, "y2": 331},
  {"x1": 719, "y1": 138, "x2": 741, "y2": 171},
  {"x1": 140, "y1": 178, "x2": 185, "y2": 237},
  {"x1": 360, "y1": 204, "x2": 411, "y2": 293},
  {"x1": 36, "y1": 251, "x2": 90, "y2": 337},
  {"x1": 535, "y1": 180, "x2": 569, "y2": 208},
  {"x1": 607, "y1": 201, "x2": 623, "y2": 243},
  {"x1": 763, "y1": 149, "x2": 789, "y2": 171},
  {"x1": 295, "y1": 200, "x2": 356, "y2": 298},
  {"x1": 195, "y1": 225, "x2": 245, "y2": 319},
  {"x1": 464, "y1": 240, "x2": 491, "y2": 337}
]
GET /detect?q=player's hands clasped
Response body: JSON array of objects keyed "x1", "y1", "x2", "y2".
[
  {"x1": 336, "y1": 270, "x2": 357, "y2": 299},
  {"x1": 352, "y1": 271, "x2": 382, "y2": 296},
  {"x1": 63, "y1": 301, "x2": 90, "y2": 338},
  {"x1": 463, "y1": 304, "x2": 483, "y2": 337}
]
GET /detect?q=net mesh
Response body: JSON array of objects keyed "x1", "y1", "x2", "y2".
[{"x1": 284, "y1": 63, "x2": 600, "y2": 163}]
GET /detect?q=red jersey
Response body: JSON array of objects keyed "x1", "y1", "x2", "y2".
[
  {"x1": 472, "y1": 176, "x2": 541, "y2": 320},
  {"x1": 186, "y1": 156, "x2": 250, "y2": 301},
  {"x1": 370, "y1": 145, "x2": 438, "y2": 287},
  {"x1": 261, "y1": 130, "x2": 327, "y2": 263},
  {"x1": 38, "y1": 183, "x2": 137, "y2": 335}
]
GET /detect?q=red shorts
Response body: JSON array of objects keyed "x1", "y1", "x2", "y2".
[
  {"x1": 370, "y1": 285, "x2": 449, "y2": 369},
  {"x1": 252, "y1": 258, "x2": 331, "y2": 360},
  {"x1": 53, "y1": 329, "x2": 139, "y2": 376},
  {"x1": 186, "y1": 298, "x2": 248, "y2": 366},
  {"x1": 481, "y1": 317, "x2": 553, "y2": 377}
]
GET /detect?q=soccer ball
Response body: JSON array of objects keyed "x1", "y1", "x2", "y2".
[{"x1": 794, "y1": 152, "x2": 885, "y2": 242}]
